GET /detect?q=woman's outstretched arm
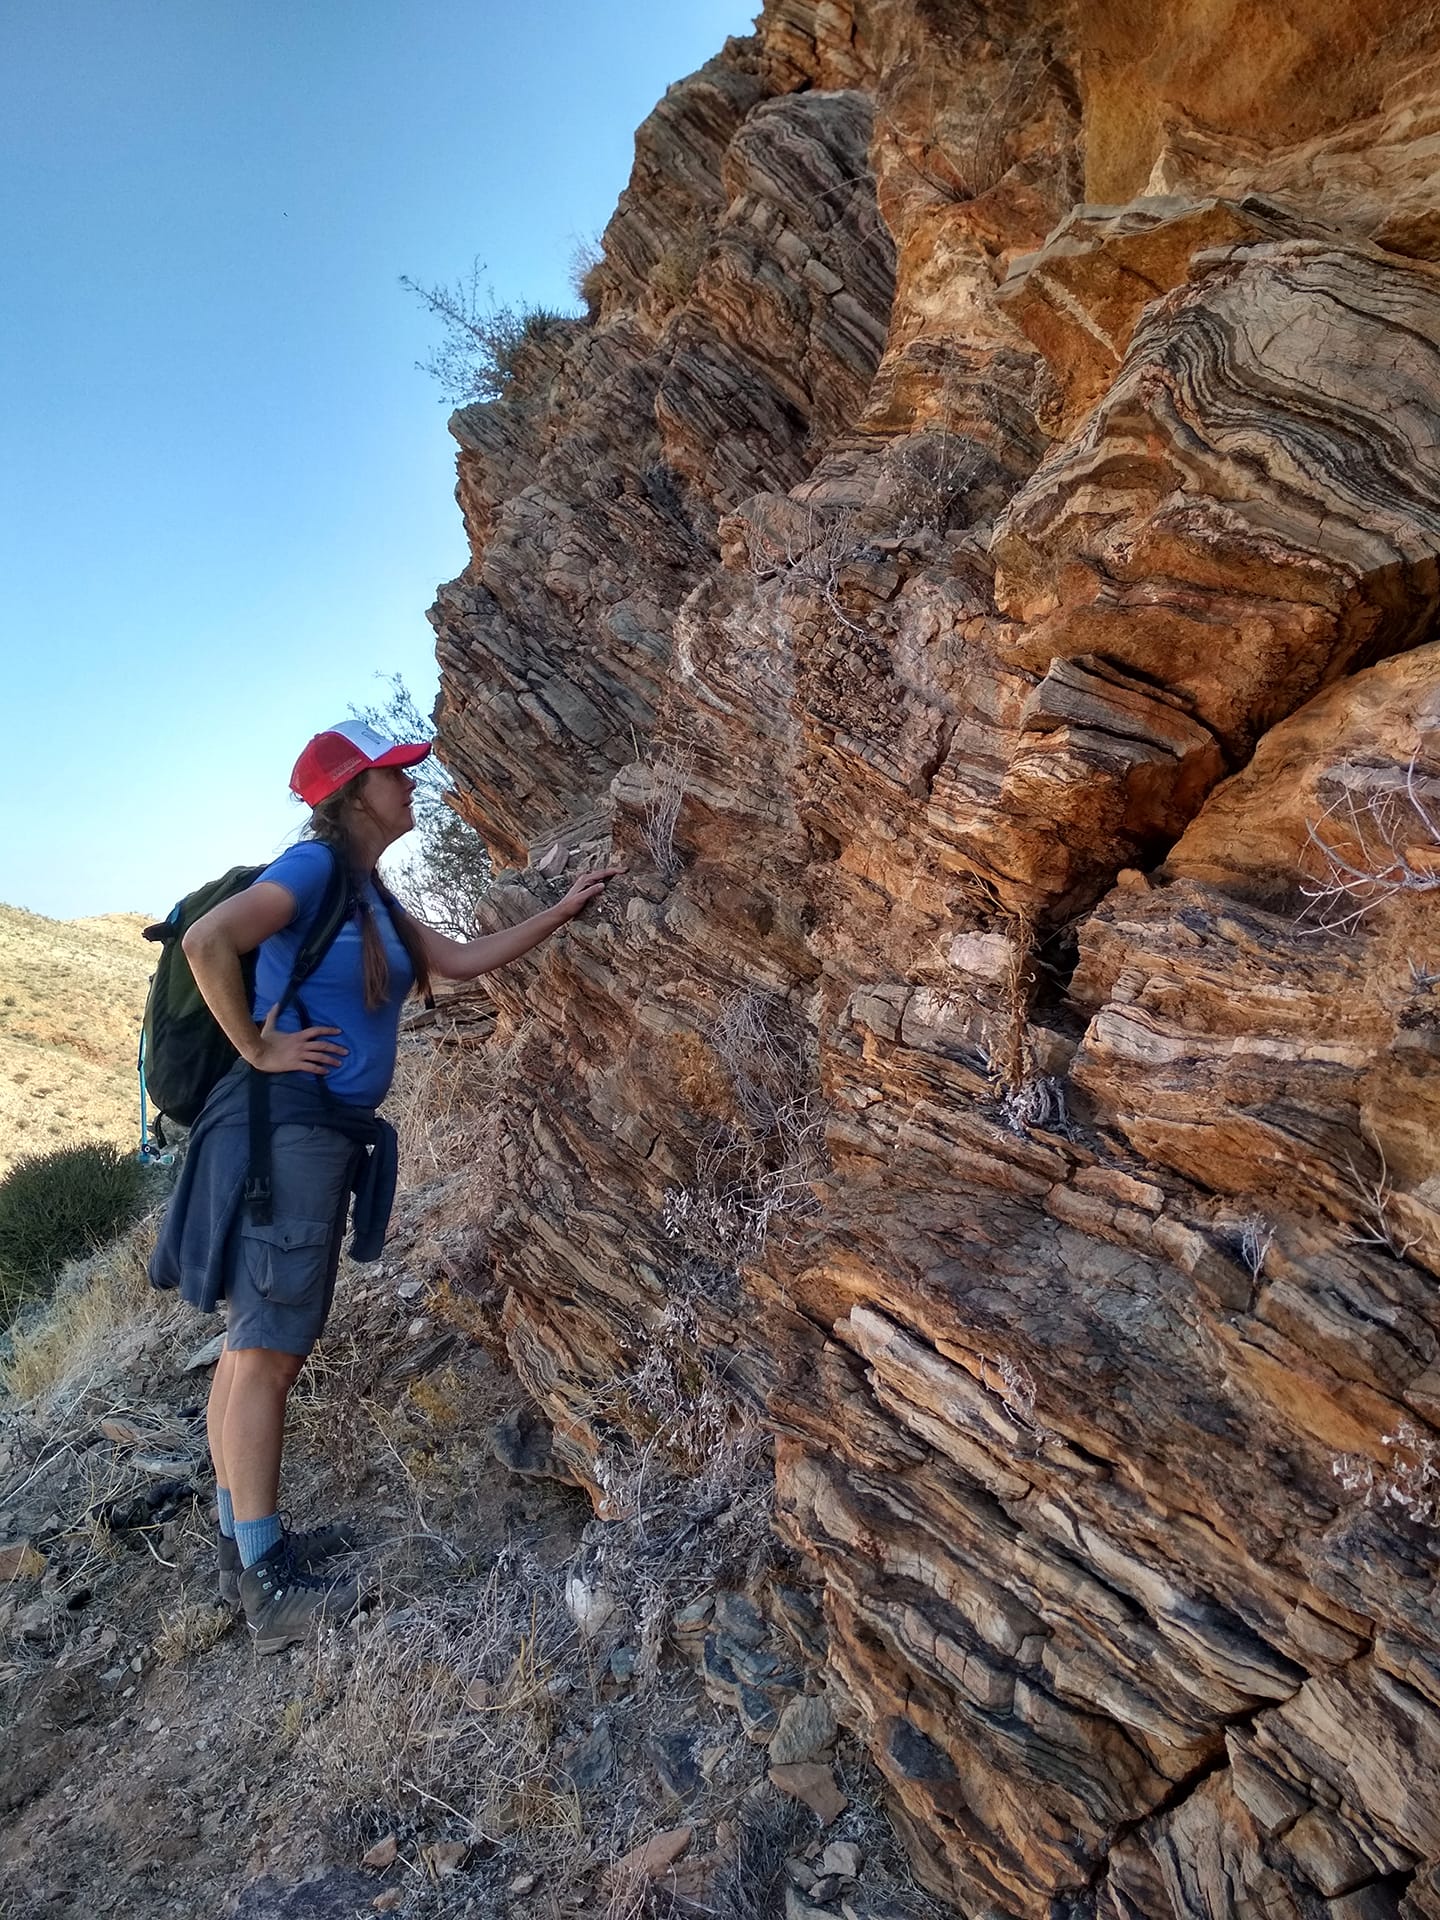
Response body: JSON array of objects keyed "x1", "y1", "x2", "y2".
[{"x1": 415, "y1": 866, "x2": 620, "y2": 982}]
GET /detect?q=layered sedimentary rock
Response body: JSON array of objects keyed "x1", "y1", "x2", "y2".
[{"x1": 428, "y1": 4, "x2": 1440, "y2": 1913}]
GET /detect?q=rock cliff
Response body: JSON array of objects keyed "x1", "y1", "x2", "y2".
[{"x1": 429, "y1": 4, "x2": 1440, "y2": 1914}]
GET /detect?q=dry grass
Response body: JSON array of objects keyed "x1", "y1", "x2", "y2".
[
  {"x1": 153, "y1": 1597, "x2": 235, "y2": 1663},
  {"x1": 300, "y1": 1552, "x2": 586, "y2": 1851},
  {"x1": 641, "y1": 749, "x2": 690, "y2": 883},
  {"x1": 389, "y1": 1012, "x2": 533, "y2": 1196},
  {"x1": 0, "y1": 904, "x2": 154, "y2": 1175},
  {"x1": 0, "y1": 1207, "x2": 181, "y2": 1411},
  {"x1": 582, "y1": 1286, "x2": 779, "y2": 1689},
  {"x1": 662, "y1": 991, "x2": 827, "y2": 1264}
]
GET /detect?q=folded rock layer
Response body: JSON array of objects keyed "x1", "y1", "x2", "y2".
[{"x1": 428, "y1": 4, "x2": 1440, "y2": 1914}]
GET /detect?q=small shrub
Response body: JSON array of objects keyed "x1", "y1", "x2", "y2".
[
  {"x1": 650, "y1": 229, "x2": 708, "y2": 307},
  {"x1": 1236, "y1": 1213, "x2": 1274, "y2": 1280},
  {"x1": 1340, "y1": 1127, "x2": 1422, "y2": 1262},
  {"x1": 400, "y1": 256, "x2": 571, "y2": 405},
  {"x1": 569, "y1": 232, "x2": 606, "y2": 307},
  {"x1": 0, "y1": 1210, "x2": 171, "y2": 1408},
  {"x1": 0, "y1": 1142, "x2": 150, "y2": 1320},
  {"x1": 582, "y1": 1287, "x2": 777, "y2": 1684},
  {"x1": 1335, "y1": 1419, "x2": 1440, "y2": 1528},
  {"x1": 1302, "y1": 749, "x2": 1440, "y2": 933},
  {"x1": 742, "y1": 506, "x2": 870, "y2": 637},
  {"x1": 641, "y1": 748, "x2": 690, "y2": 882},
  {"x1": 662, "y1": 991, "x2": 827, "y2": 1264}
]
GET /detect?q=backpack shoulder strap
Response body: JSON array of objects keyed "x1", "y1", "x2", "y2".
[
  {"x1": 276, "y1": 843, "x2": 355, "y2": 1019},
  {"x1": 247, "y1": 845, "x2": 355, "y2": 1222}
]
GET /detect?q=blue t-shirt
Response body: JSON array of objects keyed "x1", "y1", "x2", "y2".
[{"x1": 249, "y1": 842, "x2": 414, "y2": 1107}]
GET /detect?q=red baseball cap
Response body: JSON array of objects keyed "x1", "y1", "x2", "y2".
[{"x1": 290, "y1": 719, "x2": 432, "y2": 807}]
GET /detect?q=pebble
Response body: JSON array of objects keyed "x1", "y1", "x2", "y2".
[
  {"x1": 0, "y1": 1541, "x2": 46, "y2": 1583},
  {"x1": 818, "y1": 1841, "x2": 863, "y2": 1880},
  {"x1": 421, "y1": 1840, "x2": 468, "y2": 1877},
  {"x1": 561, "y1": 1716, "x2": 615, "y2": 1790},
  {"x1": 769, "y1": 1693, "x2": 837, "y2": 1766},
  {"x1": 17, "y1": 1600, "x2": 54, "y2": 1641},
  {"x1": 769, "y1": 1762, "x2": 848, "y2": 1825},
  {"x1": 739, "y1": 1685, "x2": 780, "y2": 1743},
  {"x1": 610, "y1": 1826, "x2": 693, "y2": 1881},
  {"x1": 786, "y1": 1885, "x2": 836, "y2": 1920},
  {"x1": 182, "y1": 1333, "x2": 227, "y2": 1372},
  {"x1": 649, "y1": 1729, "x2": 701, "y2": 1800},
  {"x1": 565, "y1": 1574, "x2": 618, "y2": 1639},
  {"x1": 713, "y1": 1590, "x2": 768, "y2": 1647},
  {"x1": 672, "y1": 1596, "x2": 714, "y2": 1631}
]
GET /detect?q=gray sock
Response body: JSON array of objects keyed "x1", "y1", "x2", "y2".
[{"x1": 235, "y1": 1513, "x2": 283, "y2": 1568}]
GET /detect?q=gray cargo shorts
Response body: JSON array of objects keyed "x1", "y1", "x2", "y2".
[{"x1": 223, "y1": 1123, "x2": 361, "y2": 1356}]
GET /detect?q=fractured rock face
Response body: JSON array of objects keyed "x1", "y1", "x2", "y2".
[
  {"x1": 427, "y1": 1, "x2": 1440, "y2": 1913},
  {"x1": 994, "y1": 236, "x2": 1440, "y2": 759}
]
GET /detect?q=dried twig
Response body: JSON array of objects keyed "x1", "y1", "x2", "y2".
[
  {"x1": 641, "y1": 749, "x2": 690, "y2": 882},
  {"x1": 1340, "y1": 1129, "x2": 1422, "y2": 1261},
  {"x1": 1302, "y1": 752, "x2": 1440, "y2": 933},
  {"x1": 742, "y1": 508, "x2": 870, "y2": 635}
]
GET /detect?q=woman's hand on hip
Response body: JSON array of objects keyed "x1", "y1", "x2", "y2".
[{"x1": 248, "y1": 1005, "x2": 348, "y2": 1075}]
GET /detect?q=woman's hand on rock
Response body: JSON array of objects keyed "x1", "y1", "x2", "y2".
[
  {"x1": 249, "y1": 1006, "x2": 348, "y2": 1075},
  {"x1": 556, "y1": 864, "x2": 623, "y2": 921}
]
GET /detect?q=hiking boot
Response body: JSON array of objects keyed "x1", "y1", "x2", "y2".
[
  {"x1": 284, "y1": 1516, "x2": 361, "y2": 1566},
  {"x1": 239, "y1": 1537, "x2": 359, "y2": 1655},
  {"x1": 217, "y1": 1518, "x2": 359, "y2": 1606},
  {"x1": 217, "y1": 1528, "x2": 242, "y2": 1606}
]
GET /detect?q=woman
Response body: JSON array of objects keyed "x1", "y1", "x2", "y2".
[{"x1": 149, "y1": 719, "x2": 615, "y2": 1653}]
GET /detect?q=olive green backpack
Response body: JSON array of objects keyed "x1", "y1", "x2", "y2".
[{"x1": 138, "y1": 850, "x2": 352, "y2": 1140}]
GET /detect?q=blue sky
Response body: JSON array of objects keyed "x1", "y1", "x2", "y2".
[{"x1": 1, "y1": 1, "x2": 753, "y2": 919}]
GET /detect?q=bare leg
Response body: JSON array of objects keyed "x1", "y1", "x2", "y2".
[
  {"x1": 206, "y1": 1343, "x2": 237, "y2": 1492},
  {"x1": 222, "y1": 1347, "x2": 307, "y2": 1522}
]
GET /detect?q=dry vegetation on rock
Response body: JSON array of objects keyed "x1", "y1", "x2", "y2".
[{"x1": 423, "y1": 1, "x2": 1440, "y2": 1913}]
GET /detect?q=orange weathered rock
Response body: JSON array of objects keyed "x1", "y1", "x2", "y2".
[{"x1": 428, "y1": 2, "x2": 1440, "y2": 1913}]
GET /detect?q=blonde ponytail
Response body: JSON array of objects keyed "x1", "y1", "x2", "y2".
[{"x1": 305, "y1": 784, "x2": 432, "y2": 1010}]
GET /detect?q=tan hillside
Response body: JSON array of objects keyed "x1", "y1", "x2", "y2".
[{"x1": 0, "y1": 903, "x2": 155, "y2": 1176}]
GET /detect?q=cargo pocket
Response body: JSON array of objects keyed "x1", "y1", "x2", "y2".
[{"x1": 237, "y1": 1218, "x2": 332, "y2": 1307}]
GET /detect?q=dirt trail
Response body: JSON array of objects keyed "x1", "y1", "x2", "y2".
[{"x1": 0, "y1": 1170, "x2": 929, "y2": 1920}]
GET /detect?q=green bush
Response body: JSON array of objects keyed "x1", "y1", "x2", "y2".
[{"x1": 0, "y1": 1142, "x2": 150, "y2": 1320}]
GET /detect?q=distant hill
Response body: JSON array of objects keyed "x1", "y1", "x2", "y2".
[{"x1": 0, "y1": 904, "x2": 155, "y2": 1177}]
